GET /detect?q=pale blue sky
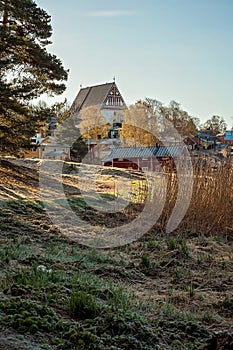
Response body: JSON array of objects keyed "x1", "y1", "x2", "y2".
[{"x1": 36, "y1": 0, "x2": 233, "y2": 127}]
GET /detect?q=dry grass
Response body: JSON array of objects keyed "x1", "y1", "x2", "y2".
[
  {"x1": 0, "y1": 157, "x2": 232, "y2": 235},
  {"x1": 157, "y1": 161, "x2": 233, "y2": 236}
]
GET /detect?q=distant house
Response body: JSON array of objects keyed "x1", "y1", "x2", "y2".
[
  {"x1": 224, "y1": 130, "x2": 233, "y2": 144},
  {"x1": 25, "y1": 134, "x2": 70, "y2": 160},
  {"x1": 183, "y1": 136, "x2": 197, "y2": 150},
  {"x1": 214, "y1": 143, "x2": 228, "y2": 158},
  {"x1": 216, "y1": 133, "x2": 225, "y2": 144},
  {"x1": 194, "y1": 133, "x2": 220, "y2": 149},
  {"x1": 70, "y1": 81, "x2": 127, "y2": 125},
  {"x1": 26, "y1": 133, "x2": 44, "y2": 158},
  {"x1": 39, "y1": 137, "x2": 70, "y2": 160},
  {"x1": 102, "y1": 146, "x2": 187, "y2": 172},
  {"x1": 226, "y1": 144, "x2": 233, "y2": 159}
]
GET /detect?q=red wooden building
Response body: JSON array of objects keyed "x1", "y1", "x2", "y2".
[{"x1": 102, "y1": 146, "x2": 187, "y2": 172}]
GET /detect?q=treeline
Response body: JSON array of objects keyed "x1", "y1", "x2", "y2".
[{"x1": 77, "y1": 99, "x2": 229, "y2": 148}]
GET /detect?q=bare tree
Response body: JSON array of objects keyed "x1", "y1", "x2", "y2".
[
  {"x1": 200, "y1": 115, "x2": 227, "y2": 135},
  {"x1": 79, "y1": 106, "x2": 109, "y2": 140},
  {"x1": 122, "y1": 100, "x2": 160, "y2": 146}
]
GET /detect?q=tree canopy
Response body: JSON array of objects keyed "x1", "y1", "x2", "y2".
[
  {"x1": 155, "y1": 100, "x2": 199, "y2": 137},
  {"x1": 200, "y1": 115, "x2": 227, "y2": 135},
  {"x1": 0, "y1": 0, "x2": 68, "y2": 153},
  {"x1": 122, "y1": 100, "x2": 160, "y2": 146},
  {"x1": 79, "y1": 106, "x2": 109, "y2": 140},
  {"x1": 122, "y1": 98, "x2": 199, "y2": 146}
]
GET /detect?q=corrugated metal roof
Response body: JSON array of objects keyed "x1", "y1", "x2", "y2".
[
  {"x1": 105, "y1": 147, "x2": 157, "y2": 160},
  {"x1": 102, "y1": 146, "x2": 185, "y2": 162},
  {"x1": 155, "y1": 146, "x2": 185, "y2": 157},
  {"x1": 45, "y1": 151, "x2": 68, "y2": 155}
]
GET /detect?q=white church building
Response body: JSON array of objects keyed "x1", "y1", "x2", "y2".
[{"x1": 70, "y1": 81, "x2": 127, "y2": 125}]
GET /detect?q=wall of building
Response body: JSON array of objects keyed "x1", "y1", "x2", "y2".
[
  {"x1": 101, "y1": 108, "x2": 125, "y2": 124},
  {"x1": 104, "y1": 157, "x2": 173, "y2": 172}
]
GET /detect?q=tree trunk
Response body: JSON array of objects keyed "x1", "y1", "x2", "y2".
[{"x1": 2, "y1": 0, "x2": 9, "y2": 25}]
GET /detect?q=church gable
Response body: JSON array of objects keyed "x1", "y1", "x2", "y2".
[
  {"x1": 70, "y1": 82, "x2": 127, "y2": 125},
  {"x1": 103, "y1": 84, "x2": 126, "y2": 108}
]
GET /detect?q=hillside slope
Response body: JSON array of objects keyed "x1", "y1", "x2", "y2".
[{"x1": 0, "y1": 159, "x2": 232, "y2": 350}]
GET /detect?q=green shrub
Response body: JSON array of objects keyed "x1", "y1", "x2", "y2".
[{"x1": 69, "y1": 291, "x2": 102, "y2": 319}]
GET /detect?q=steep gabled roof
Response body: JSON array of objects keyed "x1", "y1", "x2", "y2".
[{"x1": 70, "y1": 82, "x2": 126, "y2": 115}]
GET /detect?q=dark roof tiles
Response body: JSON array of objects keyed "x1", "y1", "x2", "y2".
[{"x1": 71, "y1": 82, "x2": 126, "y2": 115}]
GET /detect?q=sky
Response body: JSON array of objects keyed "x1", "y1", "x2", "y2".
[{"x1": 35, "y1": 0, "x2": 233, "y2": 127}]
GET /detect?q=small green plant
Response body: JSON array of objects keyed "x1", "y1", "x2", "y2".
[
  {"x1": 140, "y1": 254, "x2": 151, "y2": 268},
  {"x1": 108, "y1": 284, "x2": 131, "y2": 312},
  {"x1": 147, "y1": 240, "x2": 159, "y2": 250},
  {"x1": 85, "y1": 249, "x2": 111, "y2": 265},
  {"x1": 189, "y1": 282, "x2": 196, "y2": 298},
  {"x1": 197, "y1": 254, "x2": 204, "y2": 265},
  {"x1": 180, "y1": 239, "x2": 190, "y2": 256},
  {"x1": 167, "y1": 238, "x2": 177, "y2": 250},
  {"x1": 174, "y1": 267, "x2": 183, "y2": 279},
  {"x1": 69, "y1": 291, "x2": 101, "y2": 319},
  {"x1": 0, "y1": 242, "x2": 23, "y2": 265},
  {"x1": 201, "y1": 310, "x2": 215, "y2": 323},
  {"x1": 214, "y1": 235, "x2": 225, "y2": 244}
]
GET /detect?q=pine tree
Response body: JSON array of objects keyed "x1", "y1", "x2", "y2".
[{"x1": 0, "y1": 0, "x2": 68, "y2": 153}]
